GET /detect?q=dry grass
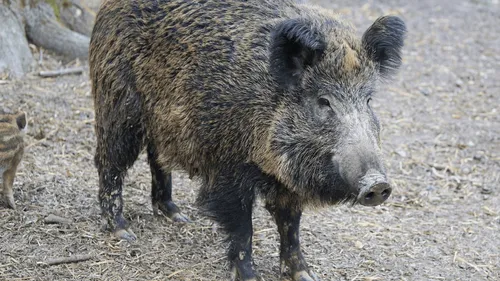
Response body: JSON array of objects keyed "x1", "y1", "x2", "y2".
[{"x1": 1, "y1": 0, "x2": 499, "y2": 280}]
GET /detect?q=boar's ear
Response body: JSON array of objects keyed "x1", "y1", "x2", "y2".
[
  {"x1": 270, "y1": 19, "x2": 326, "y2": 89},
  {"x1": 16, "y1": 112, "x2": 27, "y2": 130},
  {"x1": 362, "y1": 16, "x2": 407, "y2": 78}
]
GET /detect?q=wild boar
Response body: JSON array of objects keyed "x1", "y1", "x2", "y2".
[{"x1": 89, "y1": 1, "x2": 406, "y2": 280}]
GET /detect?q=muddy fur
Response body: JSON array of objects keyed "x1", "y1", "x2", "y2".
[{"x1": 90, "y1": 0, "x2": 406, "y2": 279}]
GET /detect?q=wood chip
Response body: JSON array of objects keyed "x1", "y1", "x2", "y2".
[
  {"x1": 42, "y1": 255, "x2": 93, "y2": 266},
  {"x1": 44, "y1": 214, "x2": 72, "y2": 225}
]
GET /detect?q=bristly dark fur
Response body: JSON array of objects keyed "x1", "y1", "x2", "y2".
[{"x1": 90, "y1": 0, "x2": 406, "y2": 279}]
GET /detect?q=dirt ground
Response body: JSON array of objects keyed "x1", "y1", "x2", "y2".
[{"x1": 1, "y1": 0, "x2": 499, "y2": 280}]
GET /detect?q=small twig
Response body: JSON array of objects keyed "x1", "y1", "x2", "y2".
[
  {"x1": 39, "y1": 67, "x2": 84, "y2": 78},
  {"x1": 38, "y1": 49, "x2": 44, "y2": 66},
  {"x1": 44, "y1": 214, "x2": 72, "y2": 225},
  {"x1": 89, "y1": 260, "x2": 114, "y2": 266},
  {"x1": 42, "y1": 255, "x2": 93, "y2": 266},
  {"x1": 455, "y1": 256, "x2": 484, "y2": 274}
]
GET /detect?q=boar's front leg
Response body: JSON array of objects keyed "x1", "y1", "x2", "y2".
[
  {"x1": 266, "y1": 199, "x2": 320, "y2": 281},
  {"x1": 197, "y1": 164, "x2": 261, "y2": 281},
  {"x1": 227, "y1": 211, "x2": 257, "y2": 281}
]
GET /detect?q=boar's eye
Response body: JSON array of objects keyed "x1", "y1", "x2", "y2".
[
  {"x1": 367, "y1": 97, "x2": 372, "y2": 106},
  {"x1": 318, "y1": 97, "x2": 331, "y2": 108}
]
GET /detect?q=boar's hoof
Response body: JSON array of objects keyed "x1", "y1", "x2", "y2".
[
  {"x1": 293, "y1": 270, "x2": 320, "y2": 281},
  {"x1": 4, "y1": 194, "x2": 16, "y2": 210},
  {"x1": 153, "y1": 201, "x2": 191, "y2": 223},
  {"x1": 230, "y1": 261, "x2": 258, "y2": 281},
  {"x1": 170, "y1": 212, "x2": 191, "y2": 223},
  {"x1": 114, "y1": 228, "x2": 137, "y2": 242}
]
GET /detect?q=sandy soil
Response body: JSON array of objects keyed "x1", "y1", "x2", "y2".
[{"x1": 0, "y1": 0, "x2": 499, "y2": 280}]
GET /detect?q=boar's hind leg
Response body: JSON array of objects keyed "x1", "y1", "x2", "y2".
[
  {"x1": 95, "y1": 86, "x2": 144, "y2": 242},
  {"x1": 147, "y1": 144, "x2": 190, "y2": 222},
  {"x1": 266, "y1": 201, "x2": 320, "y2": 281},
  {"x1": 197, "y1": 164, "x2": 261, "y2": 281}
]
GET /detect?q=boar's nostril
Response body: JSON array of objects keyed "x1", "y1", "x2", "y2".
[
  {"x1": 381, "y1": 188, "x2": 391, "y2": 199},
  {"x1": 364, "y1": 192, "x2": 375, "y2": 201}
]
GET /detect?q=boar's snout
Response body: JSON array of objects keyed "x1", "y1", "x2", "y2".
[
  {"x1": 357, "y1": 170, "x2": 392, "y2": 206},
  {"x1": 334, "y1": 146, "x2": 391, "y2": 206}
]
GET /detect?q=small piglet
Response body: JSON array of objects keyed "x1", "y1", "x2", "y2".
[{"x1": 0, "y1": 111, "x2": 27, "y2": 209}]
